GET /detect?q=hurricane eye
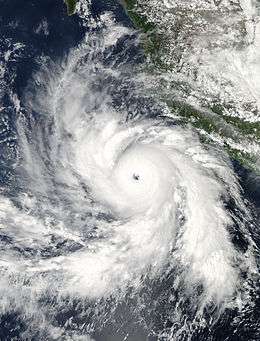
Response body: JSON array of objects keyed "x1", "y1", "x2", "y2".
[{"x1": 133, "y1": 173, "x2": 140, "y2": 181}]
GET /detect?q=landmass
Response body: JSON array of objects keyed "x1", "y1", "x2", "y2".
[
  {"x1": 62, "y1": 0, "x2": 260, "y2": 172},
  {"x1": 122, "y1": 0, "x2": 260, "y2": 172},
  {"x1": 65, "y1": 0, "x2": 77, "y2": 16}
]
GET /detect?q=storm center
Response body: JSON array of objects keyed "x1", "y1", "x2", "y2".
[{"x1": 133, "y1": 173, "x2": 140, "y2": 181}]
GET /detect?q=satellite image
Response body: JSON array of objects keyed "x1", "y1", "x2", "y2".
[{"x1": 0, "y1": 0, "x2": 259, "y2": 340}]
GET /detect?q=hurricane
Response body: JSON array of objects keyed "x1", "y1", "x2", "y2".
[{"x1": 0, "y1": 1, "x2": 259, "y2": 340}]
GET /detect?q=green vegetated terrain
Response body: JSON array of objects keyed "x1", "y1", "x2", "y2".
[
  {"x1": 65, "y1": 0, "x2": 77, "y2": 15},
  {"x1": 122, "y1": 0, "x2": 259, "y2": 172}
]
